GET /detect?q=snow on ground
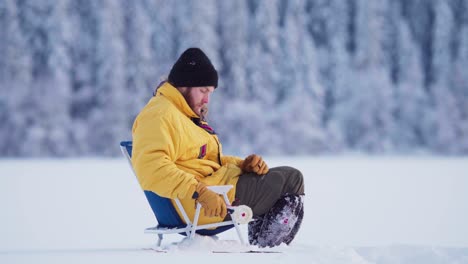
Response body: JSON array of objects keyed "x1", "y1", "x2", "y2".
[{"x1": 1, "y1": 156, "x2": 468, "y2": 263}]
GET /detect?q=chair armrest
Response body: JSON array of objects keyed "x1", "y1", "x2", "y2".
[{"x1": 206, "y1": 185, "x2": 233, "y2": 195}]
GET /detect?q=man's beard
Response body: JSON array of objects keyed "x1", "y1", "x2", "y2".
[{"x1": 180, "y1": 90, "x2": 202, "y2": 116}]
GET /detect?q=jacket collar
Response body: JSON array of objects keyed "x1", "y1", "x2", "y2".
[{"x1": 156, "y1": 82, "x2": 198, "y2": 118}]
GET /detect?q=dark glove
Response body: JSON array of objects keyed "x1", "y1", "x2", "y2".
[
  {"x1": 240, "y1": 154, "x2": 269, "y2": 175},
  {"x1": 195, "y1": 182, "x2": 227, "y2": 218}
]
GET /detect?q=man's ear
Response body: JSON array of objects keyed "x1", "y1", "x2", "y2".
[{"x1": 177, "y1": 87, "x2": 188, "y2": 93}]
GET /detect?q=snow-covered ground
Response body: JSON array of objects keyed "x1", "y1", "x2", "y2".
[{"x1": 1, "y1": 156, "x2": 467, "y2": 263}]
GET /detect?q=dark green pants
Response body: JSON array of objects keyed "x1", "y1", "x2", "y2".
[{"x1": 235, "y1": 166, "x2": 304, "y2": 217}]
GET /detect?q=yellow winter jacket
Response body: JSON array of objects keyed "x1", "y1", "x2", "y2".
[{"x1": 132, "y1": 82, "x2": 243, "y2": 226}]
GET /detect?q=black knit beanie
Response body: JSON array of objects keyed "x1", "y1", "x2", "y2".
[{"x1": 168, "y1": 48, "x2": 218, "y2": 88}]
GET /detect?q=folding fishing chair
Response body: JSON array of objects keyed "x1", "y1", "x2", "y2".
[{"x1": 119, "y1": 141, "x2": 250, "y2": 247}]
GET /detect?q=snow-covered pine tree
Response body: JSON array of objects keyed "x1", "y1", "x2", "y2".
[
  {"x1": 211, "y1": 0, "x2": 250, "y2": 154},
  {"x1": 333, "y1": 0, "x2": 395, "y2": 152},
  {"x1": 87, "y1": 0, "x2": 126, "y2": 156},
  {"x1": 14, "y1": 0, "x2": 72, "y2": 156},
  {"x1": 306, "y1": 0, "x2": 351, "y2": 152},
  {"x1": 216, "y1": 0, "x2": 249, "y2": 99},
  {"x1": 452, "y1": 25, "x2": 468, "y2": 153},
  {"x1": 67, "y1": 0, "x2": 99, "y2": 154},
  {"x1": 275, "y1": 0, "x2": 327, "y2": 154},
  {"x1": 121, "y1": 0, "x2": 154, "y2": 131},
  {"x1": 242, "y1": 0, "x2": 282, "y2": 154},
  {"x1": 428, "y1": 0, "x2": 462, "y2": 154},
  {"x1": 143, "y1": 0, "x2": 176, "y2": 81},
  {"x1": 390, "y1": 6, "x2": 428, "y2": 153},
  {"x1": 447, "y1": 0, "x2": 468, "y2": 154},
  {"x1": 0, "y1": 0, "x2": 32, "y2": 156}
]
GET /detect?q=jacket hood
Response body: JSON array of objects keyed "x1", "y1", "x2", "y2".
[{"x1": 156, "y1": 82, "x2": 198, "y2": 118}]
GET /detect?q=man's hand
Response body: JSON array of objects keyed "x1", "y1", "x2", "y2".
[
  {"x1": 240, "y1": 154, "x2": 269, "y2": 175},
  {"x1": 195, "y1": 182, "x2": 227, "y2": 218}
]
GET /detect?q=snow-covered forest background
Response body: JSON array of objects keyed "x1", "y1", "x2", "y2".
[{"x1": 1, "y1": 0, "x2": 467, "y2": 157}]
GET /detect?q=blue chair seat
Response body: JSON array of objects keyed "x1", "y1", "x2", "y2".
[{"x1": 119, "y1": 141, "x2": 234, "y2": 238}]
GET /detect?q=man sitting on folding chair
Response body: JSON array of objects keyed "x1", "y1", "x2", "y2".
[{"x1": 131, "y1": 47, "x2": 305, "y2": 248}]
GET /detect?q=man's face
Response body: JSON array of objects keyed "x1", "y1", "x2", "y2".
[{"x1": 178, "y1": 86, "x2": 215, "y2": 116}]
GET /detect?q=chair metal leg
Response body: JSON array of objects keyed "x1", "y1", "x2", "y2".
[
  {"x1": 157, "y1": 234, "x2": 163, "y2": 247},
  {"x1": 190, "y1": 203, "x2": 202, "y2": 240},
  {"x1": 233, "y1": 220, "x2": 248, "y2": 245}
]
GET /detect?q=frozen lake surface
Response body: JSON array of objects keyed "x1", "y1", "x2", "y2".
[{"x1": 1, "y1": 156, "x2": 467, "y2": 263}]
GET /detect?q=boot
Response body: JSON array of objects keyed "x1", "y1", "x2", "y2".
[
  {"x1": 256, "y1": 194, "x2": 304, "y2": 248},
  {"x1": 283, "y1": 198, "x2": 304, "y2": 245},
  {"x1": 247, "y1": 216, "x2": 264, "y2": 245}
]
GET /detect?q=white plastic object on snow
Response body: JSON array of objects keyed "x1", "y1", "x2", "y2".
[
  {"x1": 207, "y1": 186, "x2": 253, "y2": 224},
  {"x1": 228, "y1": 205, "x2": 253, "y2": 224}
]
